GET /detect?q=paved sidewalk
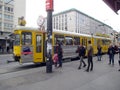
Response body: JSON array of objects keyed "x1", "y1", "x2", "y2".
[{"x1": 0, "y1": 54, "x2": 120, "y2": 90}]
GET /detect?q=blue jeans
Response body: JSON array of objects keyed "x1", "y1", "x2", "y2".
[
  {"x1": 97, "y1": 54, "x2": 102, "y2": 61},
  {"x1": 109, "y1": 54, "x2": 114, "y2": 65},
  {"x1": 58, "y1": 56, "x2": 62, "y2": 67}
]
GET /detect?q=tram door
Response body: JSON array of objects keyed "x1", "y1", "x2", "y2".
[
  {"x1": 33, "y1": 33, "x2": 44, "y2": 63},
  {"x1": 20, "y1": 32, "x2": 33, "y2": 63}
]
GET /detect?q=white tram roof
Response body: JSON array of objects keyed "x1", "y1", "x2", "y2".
[
  {"x1": 53, "y1": 29, "x2": 92, "y2": 37},
  {"x1": 53, "y1": 29, "x2": 111, "y2": 40},
  {"x1": 14, "y1": 26, "x2": 111, "y2": 40},
  {"x1": 14, "y1": 26, "x2": 39, "y2": 31}
]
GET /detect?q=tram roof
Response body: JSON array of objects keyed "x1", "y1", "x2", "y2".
[
  {"x1": 14, "y1": 26, "x2": 111, "y2": 40},
  {"x1": 53, "y1": 29, "x2": 92, "y2": 37},
  {"x1": 14, "y1": 26, "x2": 39, "y2": 31},
  {"x1": 53, "y1": 29, "x2": 111, "y2": 39}
]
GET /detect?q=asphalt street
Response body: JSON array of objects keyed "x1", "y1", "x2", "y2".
[{"x1": 0, "y1": 54, "x2": 120, "y2": 90}]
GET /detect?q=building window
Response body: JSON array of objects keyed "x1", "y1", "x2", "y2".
[
  {"x1": 0, "y1": 5, "x2": 2, "y2": 10},
  {"x1": 65, "y1": 14, "x2": 67, "y2": 31}
]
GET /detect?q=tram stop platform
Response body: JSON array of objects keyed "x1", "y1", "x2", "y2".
[{"x1": 0, "y1": 54, "x2": 120, "y2": 90}]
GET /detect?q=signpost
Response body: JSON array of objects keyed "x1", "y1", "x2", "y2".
[{"x1": 45, "y1": 0, "x2": 53, "y2": 73}]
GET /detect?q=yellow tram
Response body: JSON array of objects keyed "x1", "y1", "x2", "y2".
[{"x1": 13, "y1": 26, "x2": 111, "y2": 64}]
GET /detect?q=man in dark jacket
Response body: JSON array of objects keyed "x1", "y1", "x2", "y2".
[
  {"x1": 107, "y1": 44, "x2": 115, "y2": 65},
  {"x1": 78, "y1": 44, "x2": 86, "y2": 69},
  {"x1": 57, "y1": 42, "x2": 63, "y2": 68},
  {"x1": 97, "y1": 45, "x2": 102, "y2": 61}
]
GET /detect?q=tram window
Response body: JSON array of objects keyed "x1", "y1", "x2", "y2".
[
  {"x1": 94, "y1": 38, "x2": 97, "y2": 45},
  {"x1": 36, "y1": 35, "x2": 42, "y2": 52},
  {"x1": 22, "y1": 32, "x2": 32, "y2": 45},
  {"x1": 65, "y1": 36, "x2": 73, "y2": 45},
  {"x1": 14, "y1": 34, "x2": 20, "y2": 45},
  {"x1": 54, "y1": 35, "x2": 64, "y2": 45},
  {"x1": 74, "y1": 37, "x2": 80, "y2": 45},
  {"x1": 102, "y1": 39, "x2": 108, "y2": 45}
]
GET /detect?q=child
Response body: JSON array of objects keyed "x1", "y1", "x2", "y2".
[{"x1": 52, "y1": 53, "x2": 58, "y2": 68}]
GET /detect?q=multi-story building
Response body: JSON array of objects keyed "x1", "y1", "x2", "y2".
[
  {"x1": 45, "y1": 8, "x2": 113, "y2": 36},
  {"x1": 0, "y1": 0, "x2": 26, "y2": 33},
  {"x1": 0, "y1": 0, "x2": 14, "y2": 33}
]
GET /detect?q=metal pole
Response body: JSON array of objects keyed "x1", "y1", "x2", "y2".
[
  {"x1": 46, "y1": 11, "x2": 53, "y2": 73},
  {"x1": 46, "y1": 0, "x2": 53, "y2": 73}
]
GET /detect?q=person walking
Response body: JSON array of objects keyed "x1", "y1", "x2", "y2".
[
  {"x1": 77, "y1": 44, "x2": 86, "y2": 69},
  {"x1": 54, "y1": 42, "x2": 63, "y2": 68},
  {"x1": 57, "y1": 42, "x2": 63, "y2": 68},
  {"x1": 97, "y1": 45, "x2": 102, "y2": 61},
  {"x1": 86, "y1": 40, "x2": 93, "y2": 72},
  {"x1": 107, "y1": 44, "x2": 115, "y2": 65}
]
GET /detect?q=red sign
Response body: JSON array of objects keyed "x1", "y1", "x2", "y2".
[{"x1": 46, "y1": 0, "x2": 53, "y2": 11}]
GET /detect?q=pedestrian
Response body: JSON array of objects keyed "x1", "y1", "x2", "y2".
[
  {"x1": 52, "y1": 53, "x2": 58, "y2": 68},
  {"x1": 54, "y1": 41, "x2": 63, "y2": 68},
  {"x1": 107, "y1": 44, "x2": 115, "y2": 65},
  {"x1": 7, "y1": 46, "x2": 9, "y2": 53},
  {"x1": 117, "y1": 44, "x2": 120, "y2": 71},
  {"x1": 86, "y1": 40, "x2": 93, "y2": 72},
  {"x1": 77, "y1": 44, "x2": 86, "y2": 69},
  {"x1": 97, "y1": 44, "x2": 102, "y2": 61},
  {"x1": 114, "y1": 45, "x2": 118, "y2": 54},
  {"x1": 57, "y1": 42, "x2": 63, "y2": 68}
]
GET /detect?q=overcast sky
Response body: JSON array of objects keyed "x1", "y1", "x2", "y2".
[{"x1": 26, "y1": 0, "x2": 120, "y2": 31}]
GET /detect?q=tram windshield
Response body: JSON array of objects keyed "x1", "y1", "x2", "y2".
[
  {"x1": 21, "y1": 32, "x2": 32, "y2": 45},
  {"x1": 14, "y1": 34, "x2": 20, "y2": 45}
]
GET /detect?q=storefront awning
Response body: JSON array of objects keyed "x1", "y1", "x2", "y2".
[{"x1": 103, "y1": 0, "x2": 120, "y2": 14}]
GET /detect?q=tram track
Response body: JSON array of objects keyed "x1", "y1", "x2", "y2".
[{"x1": 0, "y1": 63, "x2": 44, "y2": 75}]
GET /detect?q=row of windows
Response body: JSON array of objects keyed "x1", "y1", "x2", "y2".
[
  {"x1": 0, "y1": 5, "x2": 14, "y2": 13},
  {"x1": 4, "y1": 23, "x2": 13, "y2": 28},
  {"x1": 0, "y1": 22, "x2": 13, "y2": 28},
  {"x1": 54, "y1": 34, "x2": 111, "y2": 46},
  {"x1": 0, "y1": 13, "x2": 13, "y2": 20},
  {"x1": 4, "y1": 14, "x2": 13, "y2": 20},
  {"x1": 14, "y1": 32, "x2": 42, "y2": 53},
  {"x1": 54, "y1": 35, "x2": 80, "y2": 45},
  {"x1": 0, "y1": 0, "x2": 14, "y2": 5},
  {"x1": 53, "y1": 14, "x2": 67, "y2": 31}
]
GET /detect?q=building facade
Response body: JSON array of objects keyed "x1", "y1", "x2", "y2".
[
  {"x1": 46, "y1": 8, "x2": 113, "y2": 36},
  {"x1": 0, "y1": 0, "x2": 26, "y2": 33},
  {"x1": 0, "y1": 0, "x2": 14, "y2": 32}
]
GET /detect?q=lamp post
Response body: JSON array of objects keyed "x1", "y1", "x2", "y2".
[{"x1": 45, "y1": 0, "x2": 54, "y2": 73}]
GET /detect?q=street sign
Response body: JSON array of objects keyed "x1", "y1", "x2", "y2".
[{"x1": 46, "y1": 0, "x2": 53, "y2": 11}]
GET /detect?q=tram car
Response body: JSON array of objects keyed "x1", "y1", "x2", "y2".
[{"x1": 13, "y1": 26, "x2": 111, "y2": 64}]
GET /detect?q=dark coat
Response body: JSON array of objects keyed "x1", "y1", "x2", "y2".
[
  {"x1": 107, "y1": 46, "x2": 115, "y2": 55},
  {"x1": 77, "y1": 46, "x2": 86, "y2": 57},
  {"x1": 97, "y1": 46, "x2": 102, "y2": 55}
]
